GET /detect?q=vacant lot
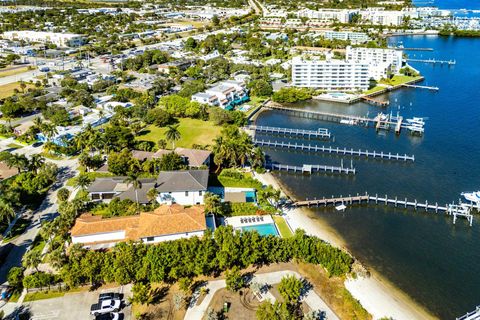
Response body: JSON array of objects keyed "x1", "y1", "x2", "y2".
[
  {"x1": 0, "y1": 66, "x2": 31, "y2": 78},
  {"x1": 136, "y1": 118, "x2": 221, "y2": 149},
  {"x1": 0, "y1": 82, "x2": 34, "y2": 99}
]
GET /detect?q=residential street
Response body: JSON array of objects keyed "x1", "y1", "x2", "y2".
[{"x1": 0, "y1": 157, "x2": 78, "y2": 283}]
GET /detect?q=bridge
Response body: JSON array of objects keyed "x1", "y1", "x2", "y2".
[
  {"x1": 254, "y1": 139, "x2": 415, "y2": 162},
  {"x1": 293, "y1": 192, "x2": 475, "y2": 226}
]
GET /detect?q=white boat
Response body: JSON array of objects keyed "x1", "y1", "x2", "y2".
[
  {"x1": 406, "y1": 125, "x2": 424, "y2": 133},
  {"x1": 335, "y1": 204, "x2": 347, "y2": 211},
  {"x1": 406, "y1": 117, "x2": 425, "y2": 126},
  {"x1": 340, "y1": 119, "x2": 356, "y2": 125},
  {"x1": 461, "y1": 191, "x2": 480, "y2": 204}
]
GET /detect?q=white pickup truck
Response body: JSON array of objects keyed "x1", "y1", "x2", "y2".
[{"x1": 90, "y1": 299, "x2": 121, "y2": 316}]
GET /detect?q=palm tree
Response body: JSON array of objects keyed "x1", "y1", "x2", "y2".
[
  {"x1": 124, "y1": 174, "x2": 142, "y2": 205},
  {"x1": 28, "y1": 154, "x2": 45, "y2": 173},
  {"x1": 75, "y1": 174, "x2": 92, "y2": 190},
  {"x1": 41, "y1": 123, "x2": 58, "y2": 141},
  {"x1": 33, "y1": 116, "x2": 43, "y2": 129},
  {"x1": 165, "y1": 125, "x2": 181, "y2": 149},
  {"x1": 0, "y1": 197, "x2": 15, "y2": 223},
  {"x1": 5, "y1": 154, "x2": 28, "y2": 173},
  {"x1": 22, "y1": 249, "x2": 42, "y2": 272},
  {"x1": 146, "y1": 188, "x2": 158, "y2": 203}
]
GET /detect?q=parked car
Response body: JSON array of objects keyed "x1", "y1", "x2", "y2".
[
  {"x1": 98, "y1": 292, "x2": 122, "y2": 301},
  {"x1": 95, "y1": 312, "x2": 120, "y2": 320},
  {"x1": 90, "y1": 299, "x2": 121, "y2": 316}
]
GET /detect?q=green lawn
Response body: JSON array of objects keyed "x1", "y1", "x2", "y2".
[
  {"x1": 66, "y1": 172, "x2": 113, "y2": 187},
  {"x1": 210, "y1": 172, "x2": 263, "y2": 190},
  {"x1": 379, "y1": 75, "x2": 423, "y2": 86},
  {"x1": 136, "y1": 118, "x2": 222, "y2": 149},
  {"x1": 23, "y1": 291, "x2": 66, "y2": 302},
  {"x1": 273, "y1": 215, "x2": 293, "y2": 238},
  {"x1": 363, "y1": 86, "x2": 387, "y2": 95},
  {"x1": 6, "y1": 143, "x2": 23, "y2": 149},
  {"x1": 3, "y1": 218, "x2": 30, "y2": 242}
]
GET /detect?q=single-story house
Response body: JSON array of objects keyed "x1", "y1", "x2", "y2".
[
  {"x1": 70, "y1": 204, "x2": 207, "y2": 248},
  {"x1": 88, "y1": 170, "x2": 209, "y2": 205}
]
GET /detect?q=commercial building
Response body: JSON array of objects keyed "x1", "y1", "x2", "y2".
[
  {"x1": 346, "y1": 46, "x2": 403, "y2": 79},
  {"x1": 291, "y1": 56, "x2": 370, "y2": 91},
  {"x1": 191, "y1": 80, "x2": 249, "y2": 109},
  {"x1": 2, "y1": 31, "x2": 84, "y2": 47},
  {"x1": 70, "y1": 204, "x2": 207, "y2": 248}
]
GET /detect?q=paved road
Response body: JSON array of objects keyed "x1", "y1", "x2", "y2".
[
  {"x1": 0, "y1": 157, "x2": 78, "y2": 283},
  {"x1": 185, "y1": 270, "x2": 339, "y2": 320}
]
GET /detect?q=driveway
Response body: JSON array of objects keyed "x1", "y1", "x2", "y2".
[{"x1": 24, "y1": 285, "x2": 132, "y2": 320}]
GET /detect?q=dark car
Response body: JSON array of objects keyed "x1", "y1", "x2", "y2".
[
  {"x1": 99, "y1": 292, "x2": 122, "y2": 301},
  {"x1": 32, "y1": 142, "x2": 44, "y2": 148}
]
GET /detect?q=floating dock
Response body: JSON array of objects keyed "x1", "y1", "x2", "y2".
[
  {"x1": 246, "y1": 125, "x2": 331, "y2": 139},
  {"x1": 266, "y1": 162, "x2": 356, "y2": 175},
  {"x1": 254, "y1": 139, "x2": 415, "y2": 162},
  {"x1": 294, "y1": 192, "x2": 474, "y2": 226}
]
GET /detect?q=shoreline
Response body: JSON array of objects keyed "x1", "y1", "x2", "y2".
[{"x1": 254, "y1": 171, "x2": 437, "y2": 320}]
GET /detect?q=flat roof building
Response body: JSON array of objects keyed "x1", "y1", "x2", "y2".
[{"x1": 2, "y1": 31, "x2": 84, "y2": 47}]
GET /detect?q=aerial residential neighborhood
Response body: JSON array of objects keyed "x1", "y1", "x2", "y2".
[{"x1": 0, "y1": 0, "x2": 479, "y2": 319}]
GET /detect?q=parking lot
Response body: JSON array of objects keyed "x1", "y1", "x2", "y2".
[{"x1": 24, "y1": 285, "x2": 132, "y2": 320}]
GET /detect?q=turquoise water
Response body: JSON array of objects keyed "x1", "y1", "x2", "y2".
[
  {"x1": 255, "y1": 34, "x2": 480, "y2": 318},
  {"x1": 241, "y1": 223, "x2": 279, "y2": 236},
  {"x1": 245, "y1": 191, "x2": 256, "y2": 203}
]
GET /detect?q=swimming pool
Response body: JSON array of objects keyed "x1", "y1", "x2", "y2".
[
  {"x1": 241, "y1": 223, "x2": 279, "y2": 236},
  {"x1": 245, "y1": 191, "x2": 256, "y2": 203}
]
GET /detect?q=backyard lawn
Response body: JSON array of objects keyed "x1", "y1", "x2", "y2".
[
  {"x1": 379, "y1": 75, "x2": 423, "y2": 86},
  {"x1": 136, "y1": 118, "x2": 222, "y2": 149},
  {"x1": 273, "y1": 215, "x2": 294, "y2": 238}
]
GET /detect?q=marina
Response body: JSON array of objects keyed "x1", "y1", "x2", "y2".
[
  {"x1": 245, "y1": 125, "x2": 331, "y2": 139},
  {"x1": 266, "y1": 162, "x2": 356, "y2": 175},
  {"x1": 254, "y1": 139, "x2": 415, "y2": 162},
  {"x1": 294, "y1": 193, "x2": 476, "y2": 226},
  {"x1": 264, "y1": 104, "x2": 425, "y2": 135}
]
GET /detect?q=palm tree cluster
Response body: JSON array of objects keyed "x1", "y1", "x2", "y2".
[{"x1": 213, "y1": 125, "x2": 264, "y2": 171}]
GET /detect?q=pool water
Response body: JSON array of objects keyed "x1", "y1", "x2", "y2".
[
  {"x1": 241, "y1": 223, "x2": 279, "y2": 236},
  {"x1": 245, "y1": 191, "x2": 256, "y2": 203}
]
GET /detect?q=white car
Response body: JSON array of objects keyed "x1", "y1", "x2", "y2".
[{"x1": 90, "y1": 299, "x2": 121, "y2": 316}]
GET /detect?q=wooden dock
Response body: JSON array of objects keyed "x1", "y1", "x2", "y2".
[
  {"x1": 254, "y1": 139, "x2": 415, "y2": 162},
  {"x1": 362, "y1": 96, "x2": 389, "y2": 107},
  {"x1": 406, "y1": 58, "x2": 455, "y2": 65},
  {"x1": 246, "y1": 125, "x2": 331, "y2": 139},
  {"x1": 294, "y1": 193, "x2": 474, "y2": 226},
  {"x1": 266, "y1": 162, "x2": 356, "y2": 175}
]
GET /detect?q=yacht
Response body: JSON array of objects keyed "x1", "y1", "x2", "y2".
[
  {"x1": 461, "y1": 191, "x2": 480, "y2": 204},
  {"x1": 406, "y1": 117, "x2": 425, "y2": 126}
]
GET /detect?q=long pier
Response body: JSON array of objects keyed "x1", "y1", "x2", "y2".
[
  {"x1": 402, "y1": 84, "x2": 439, "y2": 91},
  {"x1": 406, "y1": 58, "x2": 456, "y2": 65},
  {"x1": 266, "y1": 162, "x2": 356, "y2": 175},
  {"x1": 394, "y1": 47, "x2": 434, "y2": 51},
  {"x1": 254, "y1": 139, "x2": 415, "y2": 162},
  {"x1": 246, "y1": 125, "x2": 331, "y2": 139},
  {"x1": 294, "y1": 193, "x2": 474, "y2": 226}
]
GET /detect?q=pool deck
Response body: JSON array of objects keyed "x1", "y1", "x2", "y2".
[{"x1": 225, "y1": 215, "x2": 274, "y2": 228}]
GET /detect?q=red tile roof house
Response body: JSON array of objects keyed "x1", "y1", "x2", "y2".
[{"x1": 70, "y1": 204, "x2": 206, "y2": 248}]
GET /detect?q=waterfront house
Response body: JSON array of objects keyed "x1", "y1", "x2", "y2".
[{"x1": 70, "y1": 204, "x2": 207, "y2": 248}]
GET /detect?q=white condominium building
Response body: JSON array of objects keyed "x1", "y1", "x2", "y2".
[
  {"x1": 291, "y1": 56, "x2": 369, "y2": 91},
  {"x1": 324, "y1": 31, "x2": 370, "y2": 44},
  {"x1": 358, "y1": 8, "x2": 419, "y2": 26},
  {"x1": 297, "y1": 9, "x2": 353, "y2": 24},
  {"x1": 2, "y1": 31, "x2": 84, "y2": 47},
  {"x1": 191, "y1": 80, "x2": 248, "y2": 109},
  {"x1": 346, "y1": 46, "x2": 403, "y2": 79}
]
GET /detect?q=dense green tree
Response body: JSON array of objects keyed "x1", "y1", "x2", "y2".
[
  {"x1": 7, "y1": 267, "x2": 24, "y2": 291},
  {"x1": 225, "y1": 266, "x2": 245, "y2": 292},
  {"x1": 278, "y1": 275, "x2": 303, "y2": 305}
]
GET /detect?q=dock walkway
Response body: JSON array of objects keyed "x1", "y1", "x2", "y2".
[
  {"x1": 294, "y1": 193, "x2": 474, "y2": 226},
  {"x1": 246, "y1": 125, "x2": 331, "y2": 139},
  {"x1": 266, "y1": 162, "x2": 356, "y2": 175},
  {"x1": 254, "y1": 139, "x2": 415, "y2": 162}
]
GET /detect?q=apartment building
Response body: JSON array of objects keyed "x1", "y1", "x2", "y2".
[
  {"x1": 297, "y1": 8, "x2": 353, "y2": 24},
  {"x1": 358, "y1": 8, "x2": 419, "y2": 26},
  {"x1": 2, "y1": 31, "x2": 84, "y2": 47},
  {"x1": 323, "y1": 31, "x2": 370, "y2": 44},
  {"x1": 191, "y1": 80, "x2": 248, "y2": 109},
  {"x1": 346, "y1": 46, "x2": 403, "y2": 79},
  {"x1": 291, "y1": 56, "x2": 370, "y2": 91}
]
